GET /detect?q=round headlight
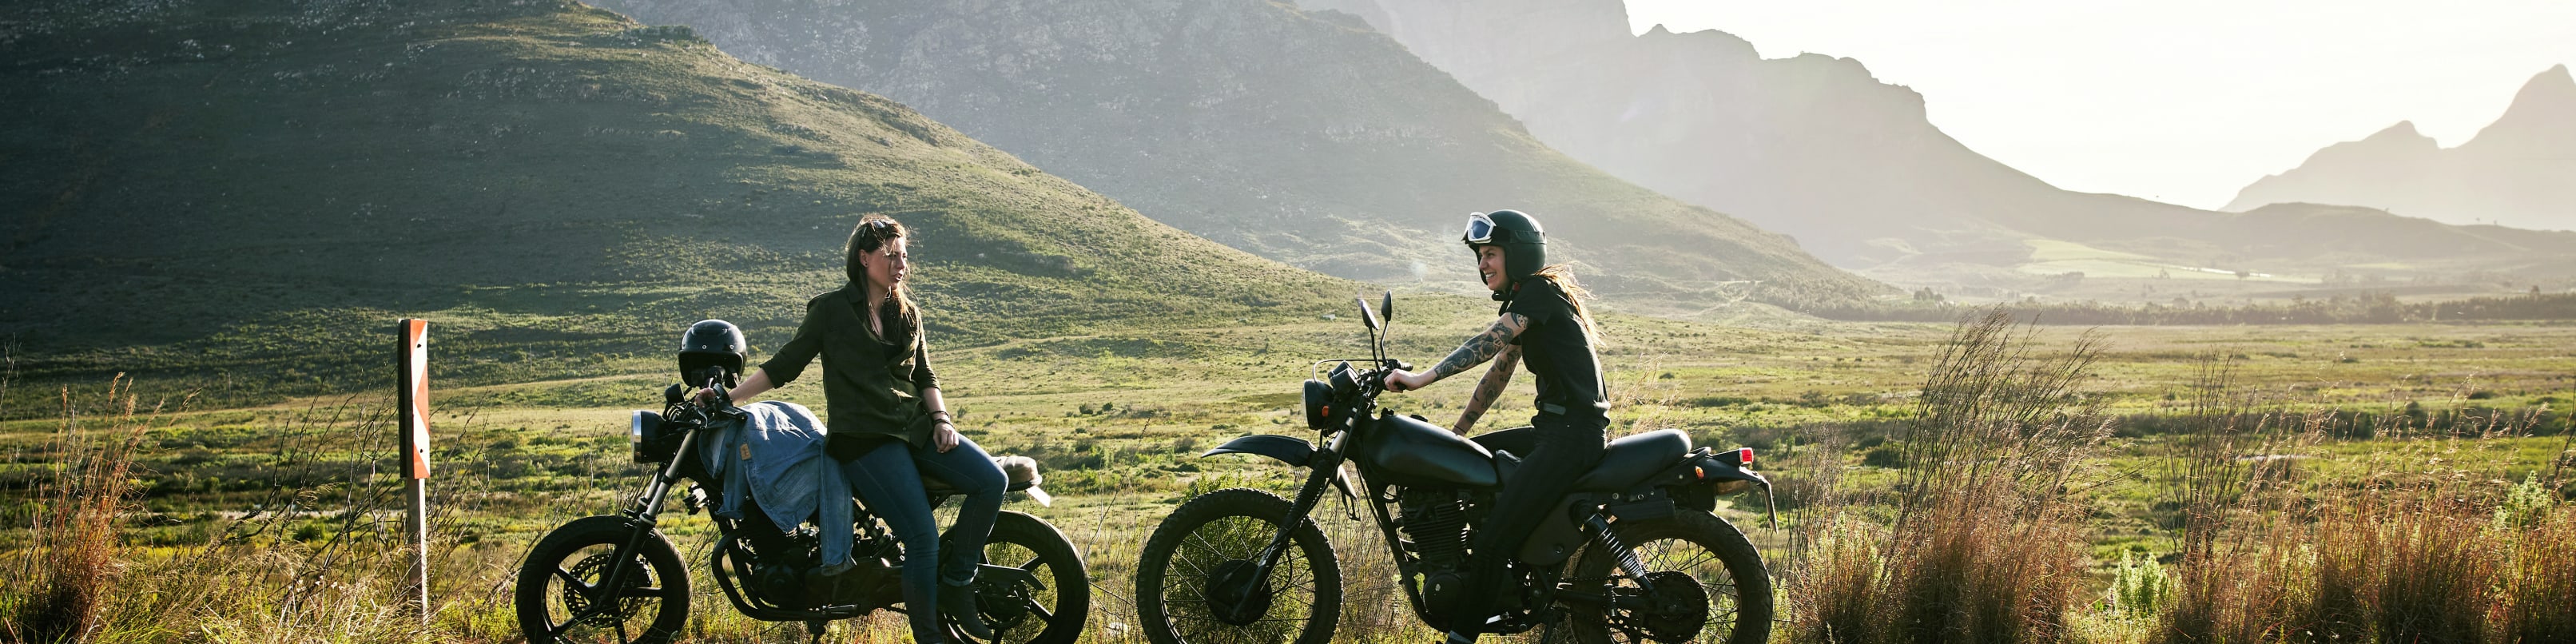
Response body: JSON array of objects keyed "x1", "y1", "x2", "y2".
[
  {"x1": 1302, "y1": 380, "x2": 1333, "y2": 429},
  {"x1": 630, "y1": 409, "x2": 666, "y2": 463}
]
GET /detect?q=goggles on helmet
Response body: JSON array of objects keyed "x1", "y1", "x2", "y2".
[
  {"x1": 1463, "y1": 211, "x2": 1540, "y2": 245},
  {"x1": 1463, "y1": 212, "x2": 1496, "y2": 244}
]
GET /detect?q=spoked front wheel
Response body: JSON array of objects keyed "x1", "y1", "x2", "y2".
[
  {"x1": 1551, "y1": 509, "x2": 1771, "y2": 644},
  {"x1": 514, "y1": 515, "x2": 691, "y2": 644},
  {"x1": 1135, "y1": 488, "x2": 1342, "y2": 644},
  {"x1": 972, "y1": 510, "x2": 1091, "y2": 644}
]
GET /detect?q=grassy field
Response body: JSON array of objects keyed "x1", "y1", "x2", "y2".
[{"x1": 4, "y1": 302, "x2": 2573, "y2": 642}]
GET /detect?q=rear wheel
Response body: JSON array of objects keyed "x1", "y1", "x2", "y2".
[
  {"x1": 515, "y1": 515, "x2": 690, "y2": 644},
  {"x1": 975, "y1": 510, "x2": 1091, "y2": 644},
  {"x1": 1135, "y1": 488, "x2": 1341, "y2": 644},
  {"x1": 1551, "y1": 509, "x2": 1771, "y2": 644}
]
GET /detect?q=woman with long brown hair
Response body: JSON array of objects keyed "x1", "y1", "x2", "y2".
[
  {"x1": 722, "y1": 216, "x2": 1004, "y2": 642},
  {"x1": 1381, "y1": 209, "x2": 1609, "y2": 643}
]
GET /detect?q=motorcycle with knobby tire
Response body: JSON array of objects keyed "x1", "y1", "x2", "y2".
[
  {"x1": 1133, "y1": 293, "x2": 1776, "y2": 644},
  {"x1": 513, "y1": 384, "x2": 1090, "y2": 644}
]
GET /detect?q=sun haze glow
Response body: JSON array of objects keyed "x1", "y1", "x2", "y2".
[{"x1": 1621, "y1": 0, "x2": 2576, "y2": 210}]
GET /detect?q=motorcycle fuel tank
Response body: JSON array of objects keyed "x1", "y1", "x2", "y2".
[{"x1": 1355, "y1": 411, "x2": 1500, "y2": 488}]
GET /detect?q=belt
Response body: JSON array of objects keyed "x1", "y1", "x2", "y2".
[{"x1": 1536, "y1": 401, "x2": 1611, "y2": 416}]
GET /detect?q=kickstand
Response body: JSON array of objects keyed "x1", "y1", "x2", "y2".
[{"x1": 805, "y1": 619, "x2": 828, "y2": 644}]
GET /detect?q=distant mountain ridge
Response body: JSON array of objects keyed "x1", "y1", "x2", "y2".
[
  {"x1": 1294, "y1": 0, "x2": 2576, "y2": 286},
  {"x1": 591, "y1": 0, "x2": 1893, "y2": 312},
  {"x1": 2225, "y1": 66, "x2": 2576, "y2": 231},
  {"x1": 0, "y1": 0, "x2": 1345, "y2": 407}
]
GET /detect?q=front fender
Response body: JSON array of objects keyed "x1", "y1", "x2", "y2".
[
  {"x1": 1203, "y1": 434, "x2": 1358, "y2": 502},
  {"x1": 1203, "y1": 434, "x2": 1315, "y2": 467}
]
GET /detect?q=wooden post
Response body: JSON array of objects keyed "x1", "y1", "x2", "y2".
[{"x1": 396, "y1": 319, "x2": 431, "y2": 623}]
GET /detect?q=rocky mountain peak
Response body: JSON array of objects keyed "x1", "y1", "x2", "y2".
[
  {"x1": 2227, "y1": 64, "x2": 2575, "y2": 229},
  {"x1": 2368, "y1": 120, "x2": 2425, "y2": 141},
  {"x1": 2514, "y1": 64, "x2": 2574, "y2": 109},
  {"x1": 2457, "y1": 63, "x2": 2575, "y2": 156}
]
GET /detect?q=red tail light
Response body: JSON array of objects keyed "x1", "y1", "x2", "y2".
[{"x1": 1737, "y1": 447, "x2": 1755, "y2": 466}]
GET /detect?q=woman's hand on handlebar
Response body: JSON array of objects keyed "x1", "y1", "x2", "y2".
[
  {"x1": 1382, "y1": 368, "x2": 1433, "y2": 393},
  {"x1": 711, "y1": 369, "x2": 777, "y2": 408}
]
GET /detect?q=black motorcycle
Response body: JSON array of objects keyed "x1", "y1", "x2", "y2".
[
  {"x1": 1133, "y1": 295, "x2": 1775, "y2": 644},
  {"x1": 513, "y1": 382, "x2": 1090, "y2": 644}
]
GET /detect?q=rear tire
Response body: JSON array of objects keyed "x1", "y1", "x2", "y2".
[
  {"x1": 515, "y1": 515, "x2": 690, "y2": 644},
  {"x1": 1552, "y1": 509, "x2": 1771, "y2": 644},
  {"x1": 976, "y1": 510, "x2": 1091, "y2": 644},
  {"x1": 1135, "y1": 488, "x2": 1341, "y2": 644}
]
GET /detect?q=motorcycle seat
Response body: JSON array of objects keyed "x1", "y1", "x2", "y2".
[{"x1": 1568, "y1": 429, "x2": 1690, "y2": 491}]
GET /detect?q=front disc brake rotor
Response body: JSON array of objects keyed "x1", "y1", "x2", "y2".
[
  {"x1": 563, "y1": 552, "x2": 650, "y2": 627},
  {"x1": 1204, "y1": 559, "x2": 1276, "y2": 626}
]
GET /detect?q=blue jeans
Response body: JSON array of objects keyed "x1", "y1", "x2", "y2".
[{"x1": 840, "y1": 435, "x2": 1005, "y2": 641}]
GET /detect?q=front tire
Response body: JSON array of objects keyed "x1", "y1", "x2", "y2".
[
  {"x1": 1553, "y1": 509, "x2": 1771, "y2": 644},
  {"x1": 515, "y1": 515, "x2": 691, "y2": 644},
  {"x1": 1135, "y1": 488, "x2": 1342, "y2": 644},
  {"x1": 976, "y1": 510, "x2": 1091, "y2": 644}
]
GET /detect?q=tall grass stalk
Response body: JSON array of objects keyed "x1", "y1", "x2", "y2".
[
  {"x1": 2, "y1": 376, "x2": 160, "y2": 643},
  {"x1": 1788, "y1": 308, "x2": 2111, "y2": 643}
]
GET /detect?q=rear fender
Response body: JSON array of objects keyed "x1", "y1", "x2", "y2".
[{"x1": 1652, "y1": 449, "x2": 1776, "y2": 527}]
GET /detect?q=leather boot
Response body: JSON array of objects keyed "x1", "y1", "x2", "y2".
[{"x1": 940, "y1": 581, "x2": 994, "y2": 641}]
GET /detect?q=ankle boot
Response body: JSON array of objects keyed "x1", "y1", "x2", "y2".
[{"x1": 940, "y1": 581, "x2": 994, "y2": 641}]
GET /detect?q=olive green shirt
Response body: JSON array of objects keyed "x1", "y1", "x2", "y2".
[{"x1": 758, "y1": 287, "x2": 940, "y2": 447}]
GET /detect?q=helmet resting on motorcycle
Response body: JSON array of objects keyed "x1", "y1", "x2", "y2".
[
  {"x1": 1462, "y1": 209, "x2": 1546, "y2": 301},
  {"x1": 678, "y1": 319, "x2": 747, "y2": 388}
]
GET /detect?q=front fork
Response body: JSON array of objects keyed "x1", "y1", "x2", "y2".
[
  {"x1": 1247, "y1": 430, "x2": 1350, "y2": 582},
  {"x1": 583, "y1": 427, "x2": 699, "y2": 617}
]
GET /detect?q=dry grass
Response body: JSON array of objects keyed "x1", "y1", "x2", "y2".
[
  {"x1": 2496, "y1": 506, "x2": 2576, "y2": 642},
  {"x1": 2153, "y1": 380, "x2": 2575, "y2": 644},
  {"x1": 1787, "y1": 308, "x2": 2110, "y2": 644},
  {"x1": 2, "y1": 376, "x2": 159, "y2": 643}
]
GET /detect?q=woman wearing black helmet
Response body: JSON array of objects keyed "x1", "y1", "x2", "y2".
[
  {"x1": 718, "y1": 216, "x2": 1003, "y2": 642},
  {"x1": 1381, "y1": 209, "x2": 1608, "y2": 642}
]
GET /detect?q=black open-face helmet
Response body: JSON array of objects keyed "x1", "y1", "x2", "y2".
[
  {"x1": 678, "y1": 319, "x2": 746, "y2": 388},
  {"x1": 1463, "y1": 209, "x2": 1546, "y2": 301}
]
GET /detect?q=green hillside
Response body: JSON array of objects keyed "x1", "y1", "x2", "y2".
[
  {"x1": 0, "y1": 0, "x2": 1347, "y2": 412},
  {"x1": 593, "y1": 0, "x2": 1893, "y2": 312}
]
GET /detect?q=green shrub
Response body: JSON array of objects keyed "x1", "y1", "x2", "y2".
[{"x1": 2105, "y1": 550, "x2": 2171, "y2": 616}]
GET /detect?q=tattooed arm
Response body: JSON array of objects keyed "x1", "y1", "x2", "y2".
[
  {"x1": 1450, "y1": 345, "x2": 1520, "y2": 435},
  {"x1": 1383, "y1": 313, "x2": 1529, "y2": 393}
]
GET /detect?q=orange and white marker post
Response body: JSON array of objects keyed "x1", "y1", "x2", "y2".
[{"x1": 396, "y1": 319, "x2": 431, "y2": 622}]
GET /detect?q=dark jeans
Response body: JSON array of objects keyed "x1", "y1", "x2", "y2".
[
  {"x1": 1461, "y1": 411, "x2": 1608, "y2": 626},
  {"x1": 840, "y1": 435, "x2": 1005, "y2": 641}
]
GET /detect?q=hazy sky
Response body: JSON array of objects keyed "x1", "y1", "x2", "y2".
[{"x1": 1623, "y1": 0, "x2": 2576, "y2": 210}]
